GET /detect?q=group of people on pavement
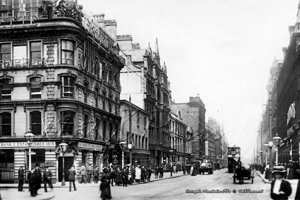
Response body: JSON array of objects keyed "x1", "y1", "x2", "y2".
[
  {"x1": 18, "y1": 163, "x2": 54, "y2": 197},
  {"x1": 79, "y1": 163, "x2": 100, "y2": 184}
]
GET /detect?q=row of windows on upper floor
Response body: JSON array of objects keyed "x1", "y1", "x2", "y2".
[
  {"x1": 0, "y1": 110, "x2": 119, "y2": 142},
  {"x1": 0, "y1": 76, "x2": 120, "y2": 114},
  {"x1": 0, "y1": 39, "x2": 117, "y2": 83}
]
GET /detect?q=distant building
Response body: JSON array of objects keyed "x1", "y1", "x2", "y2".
[
  {"x1": 118, "y1": 36, "x2": 171, "y2": 168},
  {"x1": 170, "y1": 110, "x2": 187, "y2": 164},
  {"x1": 171, "y1": 96, "x2": 206, "y2": 161},
  {"x1": 120, "y1": 100, "x2": 150, "y2": 166}
]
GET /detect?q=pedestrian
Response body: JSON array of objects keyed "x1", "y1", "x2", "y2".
[
  {"x1": 159, "y1": 165, "x2": 163, "y2": 178},
  {"x1": 173, "y1": 164, "x2": 176, "y2": 173},
  {"x1": 110, "y1": 166, "x2": 115, "y2": 186},
  {"x1": 141, "y1": 166, "x2": 146, "y2": 183},
  {"x1": 43, "y1": 166, "x2": 53, "y2": 192},
  {"x1": 115, "y1": 166, "x2": 122, "y2": 186},
  {"x1": 28, "y1": 167, "x2": 37, "y2": 197},
  {"x1": 130, "y1": 166, "x2": 135, "y2": 184},
  {"x1": 135, "y1": 165, "x2": 141, "y2": 183},
  {"x1": 122, "y1": 166, "x2": 129, "y2": 187},
  {"x1": 80, "y1": 164, "x2": 87, "y2": 183},
  {"x1": 270, "y1": 166, "x2": 292, "y2": 200},
  {"x1": 18, "y1": 166, "x2": 24, "y2": 192},
  {"x1": 100, "y1": 168, "x2": 112, "y2": 200},
  {"x1": 93, "y1": 165, "x2": 99, "y2": 183},
  {"x1": 67, "y1": 165, "x2": 77, "y2": 192},
  {"x1": 147, "y1": 166, "x2": 152, "y2": 182},
  {"x1": 87, "y1": 163, "x2": 93, "y2": 183},
  {"x1": 191, "y1": 165, "x2": 194, "y2": 176},
  {"x1": 155, "y1": 166, "x2": 159, "y2": 179},
  {"x1": 34, "y1": 163, "x2": 42, "y2": 195}
]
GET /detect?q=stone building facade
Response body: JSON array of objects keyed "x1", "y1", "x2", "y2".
[
  {"x1": 120, "y1": 100, "x2": 150, "y2": 166},
  {"x1": 171, "y1": 96, "x2": 206, "y2": 161},
  {"x1": 118, "y1": 35, "x2": 171, "y2": 168},
  {"x1": 0, "y1": 1, "x2": 125, "y2": 183}
]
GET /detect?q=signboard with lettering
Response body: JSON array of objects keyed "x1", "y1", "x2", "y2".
[
  {"x1": 0, "y1": 142, "x2": 56, "y2": 149},
  {"x1": 78, "y1": 142, "x2": 103, "y2": 152}
]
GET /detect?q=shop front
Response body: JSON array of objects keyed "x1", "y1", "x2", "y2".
[{"x1": 0, "y1": 141, "x2": 56, "y2": 183}]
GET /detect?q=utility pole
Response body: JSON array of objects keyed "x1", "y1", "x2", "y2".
[{"x1": 129, "y1": 95, "x2": 132, "y2": 165}]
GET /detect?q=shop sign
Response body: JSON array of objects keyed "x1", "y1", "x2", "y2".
[
  {"x1": 78, "y1": 142, "x2": 103, "y2": 152},
  {"x1": 0, "y1": 142, "x2": 56, "y2": 149}
]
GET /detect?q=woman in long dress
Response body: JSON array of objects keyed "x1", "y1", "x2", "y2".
[{"x1": 100, "y1": 168, "x2": 112, "y2": 200}]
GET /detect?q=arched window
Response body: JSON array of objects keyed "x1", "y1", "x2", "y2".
[
  {"x1": 30, "y1": 111, "x2": 41, "y2": 135},
  {"x1": 102, "y1": 120, "x2": 106, "y2": 140},
  {"x1": 61, "y1": 111, "x2": 75, "y2": 135}
]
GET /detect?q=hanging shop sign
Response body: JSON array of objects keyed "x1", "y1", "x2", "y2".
[
  {"x1": 0, "y1": 142, "x2": 56, "y2": 149},
  {"x1": 78, "y1": 142, "x2": 103, "y2": 152}
]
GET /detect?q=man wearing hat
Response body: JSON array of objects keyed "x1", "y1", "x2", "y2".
[{"x1": 270, "y1": 166, "x2": 292, "y2": 200}]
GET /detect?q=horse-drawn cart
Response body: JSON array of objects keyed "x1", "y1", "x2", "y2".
[{"x1": 233, "y1": 164, "x2": 254, "y2": 184}]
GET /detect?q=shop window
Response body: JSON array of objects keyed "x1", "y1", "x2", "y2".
[
  {"x1": 83, "y1": 114, "x2": 88, "y2": 138},
  {"x1": 13, "y1": 45, "x2": 27, "y2": 67},
  {"x1": 0, "y1": 112, "x2": 11, "y2": 136},
  {"x1": 30, "y1": 77, "x2": 41, "y2": 99},
  {"x1": 27, "y1": 149, "x2": 45, "y2": 169},
  {"x1": 0, "y1": 43, "x2": 11, "y2": 67},
  {"x1": 61, "y1": 76, "x2": 75, "y2": 98},
  {"x1": 30, "y1": 111, "x2": 41, "y2": 135},
  {"x1": 61, "y1": 111, "x2": 75, "y2": 135},
  {"x1": 30, "y1": 41, "x2": 42, "y2": 66},
  {"x1": 61, "y1": 40, "x2": 74, "y2": 65},
  {"x1": 0, "y1": 78, "x2": 11, "y2": 100},
  {"x1": 0, "y1": 149, "x2": 14, "y2": 168}
]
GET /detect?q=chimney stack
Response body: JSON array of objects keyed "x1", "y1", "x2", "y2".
[
  {"x1": 105, "y1": 20, "x2": 117, "y2": 40},
  {"x1": 93, "y1": 14, "x2": 105, "y2": 28},
  {"x1": 117, "y1": 35, "x2": 133, "y2": 51}
]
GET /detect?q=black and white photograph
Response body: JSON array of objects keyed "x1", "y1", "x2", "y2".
[{"x1": 0, "y1": 0, "x2": 299, "y2": 200}]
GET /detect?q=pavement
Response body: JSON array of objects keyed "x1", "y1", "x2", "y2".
[
  {"x1": 0, "y1": 171, "x2": 187, "y2": 200},
  {"x1": 256, "y1": 170, "x2": 299, "y2": 199}
]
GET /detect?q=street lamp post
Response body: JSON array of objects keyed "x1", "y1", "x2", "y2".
[
  {"x1": 128, "y1": 144, "x2": 133, "y2": 165},
  {"x1": 59, "y1": 140, "x2": 68, "y2": 186},
  {"x1": 169, "y1": 149, "x2": 174, "y2": 177},
  {"x1": 264, "y1": 143, "x2": 269, "y2": 165},
  {"x1": 24, "y1": 130, "x2": 35, "y2": 171},
  {"x1": 268, "y1": 141, "x2": 273, "y2": 181},
  {"x1": 120, "y1": 142, "x2": 126, "y2": 168},
  {"x1": 273, "y1": 134, "x2": 281, "y2": 166}
]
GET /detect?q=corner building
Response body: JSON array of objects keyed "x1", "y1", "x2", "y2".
[{"x1": 0, "y1": 1, "x2": 124, "y2": 183}]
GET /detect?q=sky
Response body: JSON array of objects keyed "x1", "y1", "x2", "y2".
[{"x1": 79, "y1": 0, "x2": 299, "y2": 164}]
